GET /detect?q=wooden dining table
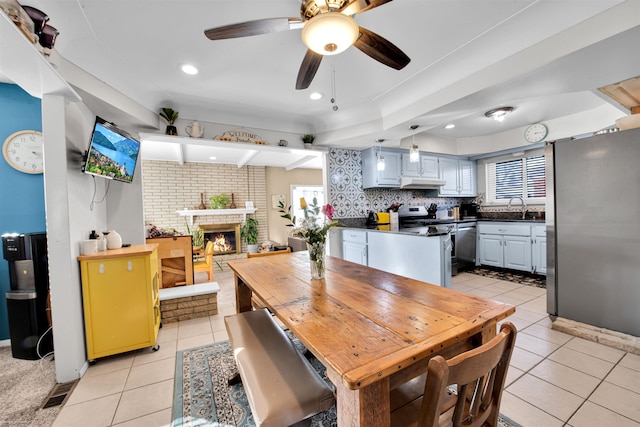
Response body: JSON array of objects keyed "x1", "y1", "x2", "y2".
[{"x1": 227, "y1": 251, "x2": 515, "y2": 426}]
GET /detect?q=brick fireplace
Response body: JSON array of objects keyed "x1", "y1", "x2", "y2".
[{"x1": 199, "y1": 223, "x2": 241, "y2": 255}]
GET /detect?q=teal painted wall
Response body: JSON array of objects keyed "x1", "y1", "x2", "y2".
[{"x1": 0, "y1": 83, "x2": 45, "y2": 340}]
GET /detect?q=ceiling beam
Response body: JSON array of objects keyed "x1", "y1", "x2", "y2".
[
  {"x1": 175, "y1": 143, "x2": 185, "y2": 165},
  {"x1": 285, "y1": 156, "x2": 316, "y2": 171},
  {"x1": 237, "y1": 150, "x2": 259, "y2": 168}
]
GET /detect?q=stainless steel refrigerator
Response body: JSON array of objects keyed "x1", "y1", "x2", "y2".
[{"x1": 546, "y1": 127, "x2": 640, "y2": 337}]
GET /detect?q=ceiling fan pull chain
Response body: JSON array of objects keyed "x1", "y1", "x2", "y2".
[{"x1": 331, "y1": 64, "x2": 339, "y2": 111}]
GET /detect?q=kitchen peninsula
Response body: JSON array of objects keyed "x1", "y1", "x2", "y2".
[{"x1": 333, "y1": 225, "x2": 453, "y2": 287}]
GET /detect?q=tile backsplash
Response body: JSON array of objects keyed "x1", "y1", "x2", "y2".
[{"x1": 329, "y1": 148, "x2": 472, "y2": 218}]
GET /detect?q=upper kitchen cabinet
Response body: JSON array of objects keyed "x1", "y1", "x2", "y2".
[
  {"x1": 362, "y1": 148, "x2": 401, "y2": 189},
  {"x1": 438, "y1": 158, "x2": 477, "y2": 197},
  {"x1": 401, "y1": 153, "x2": 439, "y2": 179}
]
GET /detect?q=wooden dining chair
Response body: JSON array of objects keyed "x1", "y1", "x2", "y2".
[
  {"x1": 193, "y1": 241, "x2": 214, "y2": 281},
  {"x1": 391, "y1": 322, "x2": 517, "y2": 427},
  {"x1": 246, "y1": 247, "x2": 291, "y2": 258},
  {"x1": 246, "y1": 247, "x2": 291, "y2": 309}
]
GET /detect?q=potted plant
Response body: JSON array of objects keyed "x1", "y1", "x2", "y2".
[
  {"x1": 209, "y1": 193, "x2": 230, "y2": 209},
  {"x1": 241, "y1": 217, "x2": 260, "y2": 253},
  {"x1": 185, "y1": 220, "x2": 204, "y2": 250},
  {"x1": 159, "y1": 107, "x2": 179, "y2": 135},
  {"x1": 302, "y1": 133, "x2": 315, "y2": 149}
]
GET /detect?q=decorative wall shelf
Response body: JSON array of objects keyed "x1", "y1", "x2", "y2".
[
  {"x1": 177, "y1": 208, "x2": 257, "y2": 226},
  {"x1": 139, "y1": 133, "x2": 325, "y2": 170},
  {"x1": 0, "y1": 12, "x2": 80, "y2": 101}
]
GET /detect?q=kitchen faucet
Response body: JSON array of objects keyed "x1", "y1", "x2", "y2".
[{"x1": 508, "y1": 196, "x2": 528, "y2": 220}]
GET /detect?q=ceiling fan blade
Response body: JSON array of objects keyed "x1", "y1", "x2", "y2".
[
  {"x1": 354, "y1": 26, "x2": 410, "y2": 70},
  {"x1": 205, "y1": 17, "x2": 304, "y2": 40},
  {"x1": 296, "y1": 50, "x2": 323, "y2": 90},
  {"x1": 341, "y1": 0, "x2": 393, "y2": 16}
]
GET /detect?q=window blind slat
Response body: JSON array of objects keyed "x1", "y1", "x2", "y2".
[{"x1": 486, "y1": 155, "x2": 545, "y2": 203}]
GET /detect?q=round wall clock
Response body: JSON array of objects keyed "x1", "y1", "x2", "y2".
[
  {"x1": 2, "y1": 130, "x2": 44, "y2": 174},
  {"x1": 524, "y1": 123, "x2": 548, "y2": 143}
]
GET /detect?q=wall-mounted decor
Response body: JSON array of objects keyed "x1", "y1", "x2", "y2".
[
  {"x1": 215, "y1": 130, "x2": 268, "y2": 145},
  {"x1": 271, "y1": 194, "x2": 285, "y2": 209}
]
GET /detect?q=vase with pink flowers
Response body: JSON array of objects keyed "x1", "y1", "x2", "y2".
[{"x1": 279, "y1": 197, "x2": 338, "y2": 279}]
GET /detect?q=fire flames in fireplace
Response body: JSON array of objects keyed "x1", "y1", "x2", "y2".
[
  {"x1": 212, "y1": 233, "x2": 233, "y2": 253},
  {"x1": 199, "y1": 223, "x2": 241, "y2": 255}
]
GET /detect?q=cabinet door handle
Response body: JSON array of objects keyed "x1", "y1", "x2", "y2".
[
  {"x1": 99, "y1": 263, "x2": 105, "y2": 274},
  {"x1": 128, "y1": 261, "x2": 133, "y2": 271}
]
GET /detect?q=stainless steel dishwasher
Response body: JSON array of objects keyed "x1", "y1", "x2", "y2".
[{"x1": 456, "y1": 222, "x2": 477, "y2": 270}]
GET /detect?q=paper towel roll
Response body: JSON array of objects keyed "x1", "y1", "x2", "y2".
[{"x1": 81, "y1": 240, "x2": 98, "y2": 255}]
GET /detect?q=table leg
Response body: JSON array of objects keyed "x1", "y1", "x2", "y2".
[
  {"x1": 327, "y1": 369, "x2": 391, "y2": 426},
  {"x1": 480, "y1": 320, "x2": 498, "y2": 344},
  {"x1": 234, "y1": 274, "x2": 253, "y2": 313}
]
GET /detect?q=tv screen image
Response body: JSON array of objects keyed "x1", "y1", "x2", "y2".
[{"x1": 84, "y1": 118, "x2": 140, "y2": 183}]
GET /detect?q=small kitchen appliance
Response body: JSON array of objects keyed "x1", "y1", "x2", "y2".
[
  {"x1": 366, "y1": 211, "x2": 378, "y2": 226},
  {"x1": 460, "y1": 202, "x2": 478, "y2": 219}
]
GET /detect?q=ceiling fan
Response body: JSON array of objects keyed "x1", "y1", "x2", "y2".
[{"x1": 204, "y1": 0, "x2": 410, "y2": 90}]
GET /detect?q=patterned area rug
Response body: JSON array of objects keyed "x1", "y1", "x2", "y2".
[
  {"x1": 466, "y1": 266, "x2": 547, "y2": 288},
  {"x1": 172, "y1": 336, "x2": 521, "y2": 427}
]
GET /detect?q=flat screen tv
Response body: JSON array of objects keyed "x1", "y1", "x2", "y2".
[{"x1": 83, "y1": 117, "x2": 140, "y2": 183}]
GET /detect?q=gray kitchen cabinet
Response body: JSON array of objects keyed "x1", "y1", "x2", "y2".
[
  {"x1": 342, "y1": 229, "x2": 368, "y2": 266},
  {"x1": 532, "y1": 225, "x2": 547, "y2": 274},
  {"x1": 401, "y1": 153, "x2": 439, "y2": 179},
  {"x1": 477, "y1": 234, "x2": 503, "y2": 267},
  {"x1": 362, "y1": 148, "x2": 402, "y2": 189},
  {"x1": 477, "y1": 223, "x2": 532, "y2": 272},
  {"x1": 438, "y1": 158, "x2": 477, "y2": 197}
]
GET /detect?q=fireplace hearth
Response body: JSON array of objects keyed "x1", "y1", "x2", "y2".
[{"x1": 199, "y1": 223, "x2": 241, "y2": 255}]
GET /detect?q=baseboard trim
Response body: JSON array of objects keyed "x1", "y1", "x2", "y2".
[{"x1": 552, "y1": 317, "x2": 640, "y2": 355}]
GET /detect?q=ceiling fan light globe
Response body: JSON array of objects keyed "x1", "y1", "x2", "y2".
[{"x1": 301, "y1": 12, "x2": 359, "y2": 55}]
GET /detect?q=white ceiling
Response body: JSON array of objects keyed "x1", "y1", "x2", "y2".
[{"x1": 15, "y1": 0, "x2": 640, "y2": 155}]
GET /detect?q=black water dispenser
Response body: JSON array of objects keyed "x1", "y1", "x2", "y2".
[{"x1": 2, "y1": 232, "x2": 53, "y2": 360}]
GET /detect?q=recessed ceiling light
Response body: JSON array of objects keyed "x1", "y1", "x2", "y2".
[
  {"x1": 445, "y1": 124, "x2": 455, "y2": 129},
  {"x1": 209, "y1": 156, "x2": 216, "y2": 160},
  {"x1": 310, "y1": 92, "x2": 323, "y2": 100},
  {"x1": 180, "y1": 64, "x2": 198, "y2": 75}
]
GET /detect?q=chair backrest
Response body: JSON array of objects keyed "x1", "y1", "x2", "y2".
[
  {"x1": 247, "y1": 247, "x2": 291, "y2": 258},
  {"x1": 418, "y1": 322, "x2": 517, "y2": 427},
  {"x1": 203, "y1": 241, "x2": 214, "y2": 266}
]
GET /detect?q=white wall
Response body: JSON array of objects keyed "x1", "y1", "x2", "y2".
[
  {"x1": 43, "y1": 97, "x2": 96, "y2": 382},
  {"x1": 43, "y1": 95, "x2": 148, "y2": 382}
]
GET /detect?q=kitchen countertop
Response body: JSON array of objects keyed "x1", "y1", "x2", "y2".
[
  {"x1": 477, "y1": 219, "x2": 545, "y2": 223},
  {"x1": 335, "y1": 217, "x2": 545, "y2": 238},
  {"x1": 340, "y1": 224, "x2": 453, "y2": 237}
]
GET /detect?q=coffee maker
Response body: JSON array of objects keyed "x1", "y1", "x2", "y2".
[
  {"x1": 2, "y1": 232, "x2": 53, "y2": 360},
  {"x1": 460, "y1": 202, "x2": 478, "y2": 219}
]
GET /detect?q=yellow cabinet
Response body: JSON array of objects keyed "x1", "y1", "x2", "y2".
[{"x1": 78, "y1": 244, "x2": 160, "y2": 361}]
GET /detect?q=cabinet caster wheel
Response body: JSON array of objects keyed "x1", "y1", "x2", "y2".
[
  {"x1": 159, "y1": 322, "x2": 163, "y2": 329},
  {"x1": 152, "y1": 345, "x2": 160, "y2": 352},
  {"x1": 89, "y1": 360, "x2": 97, "y2": 365}
]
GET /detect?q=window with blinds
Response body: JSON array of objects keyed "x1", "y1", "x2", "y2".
[{"x1": 486, "y1": 155, "x2": 545, "y2": 203}]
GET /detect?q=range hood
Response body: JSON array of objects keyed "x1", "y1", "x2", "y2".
[{"x1": 399, "y1": 177, "x2": 446, "y2": 189}]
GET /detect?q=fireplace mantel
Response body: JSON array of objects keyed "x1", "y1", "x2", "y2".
[{"x1": 177, "y1": 208, "x2": 257, "y2": 226}]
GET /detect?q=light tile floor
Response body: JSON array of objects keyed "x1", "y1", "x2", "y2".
[{"x1": 52, "y1": 270, "x2": 640, "y2": 427}]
